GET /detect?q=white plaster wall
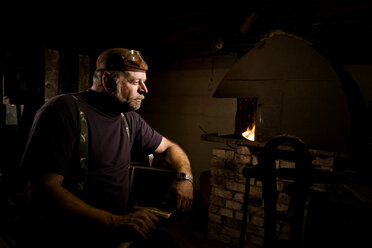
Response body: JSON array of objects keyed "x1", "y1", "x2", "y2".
[{"x1": 138, "y1": 54, "x2": 238, "y2": 189}]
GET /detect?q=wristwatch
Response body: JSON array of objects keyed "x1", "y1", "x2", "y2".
[{"x1": 176, "y1": 172, "x2": 193, "y2": 184}]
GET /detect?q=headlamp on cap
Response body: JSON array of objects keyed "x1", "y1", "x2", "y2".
[{"x1": 127, "y1": 50, "x2": 139, "y2": 62}]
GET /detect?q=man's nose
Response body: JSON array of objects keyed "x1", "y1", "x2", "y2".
[{"x1": 139, "y1": 82, "x2": 148, "y2": 94}]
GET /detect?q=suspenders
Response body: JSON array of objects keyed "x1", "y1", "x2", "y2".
[
  {"x1": 71, "y1": 95, "x2": 130, "y2": 195},
  {"x1": 71, "y1": 95, "x2": 89, "y2": 194},
  {"x1": 121, "y1": 113, "x2": 130, "y2": 139}
]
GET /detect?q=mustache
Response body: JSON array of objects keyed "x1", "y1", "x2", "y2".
[{"x1": 130, "y1": 95, "x2": 145, "y2": 101}]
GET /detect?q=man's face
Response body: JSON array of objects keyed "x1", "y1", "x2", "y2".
[{"x1": 112, "y1": 71, "x2": 148, "y2": 111}]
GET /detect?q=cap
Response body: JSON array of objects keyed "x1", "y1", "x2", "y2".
[{"x1": 96, "y1": 48, "x2": 148, "y2": 72}]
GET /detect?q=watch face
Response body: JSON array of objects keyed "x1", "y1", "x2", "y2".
[
  {"x1": 177, "y1": 173, "x2": 186, "y2": 180},
  {"x1": 176, "y1": 172, "x2": 193, "y2": 184}
]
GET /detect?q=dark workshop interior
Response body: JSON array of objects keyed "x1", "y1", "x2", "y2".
[{"x1": 1, "y1": 0, "x2": 372, "y2": 247}]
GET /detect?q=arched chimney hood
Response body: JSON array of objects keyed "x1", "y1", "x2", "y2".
[{"x1": 213, "y1": 30, "x2": 364, "y2": 155}]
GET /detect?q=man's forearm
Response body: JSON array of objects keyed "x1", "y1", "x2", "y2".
[
  {"x1": 40, "y1": 173, "x2": 113, "y2": 227},
  {"x1": 164, "y1": 144, "x2": 192, "y2": 176},
  {"x1": 154, "y1": 137, "x2": 193, "y2": 178},
  {"x1": 39, "y1": 173, "x2": 161, "y2": 239}
]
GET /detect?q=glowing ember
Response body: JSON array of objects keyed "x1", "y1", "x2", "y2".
[{"x1": 242, "y1": 124, "x2": 255, "y2": 141}]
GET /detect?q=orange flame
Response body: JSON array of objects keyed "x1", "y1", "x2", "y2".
[{"x1": 242, "y1": 124, "x2": 255, "y2": 141}]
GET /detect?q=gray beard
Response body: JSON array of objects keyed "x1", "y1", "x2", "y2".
[
  {"x1": 109, "y1": 92, "x2": 143, "y2": 112},
  {"x1": 127, "y1": 98, "x2": 142, "y2": 111}
]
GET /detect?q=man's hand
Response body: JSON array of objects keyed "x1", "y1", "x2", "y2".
[
  {"x1": 167, "y1": 180, "x2": 194, "y2": 215},
  {"x1": 110, "y1": 210, "x2": 159, "y2": 240}
]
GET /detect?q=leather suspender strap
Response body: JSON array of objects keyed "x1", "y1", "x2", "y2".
[
  {"x1": 71, "y1": 95, "x2": 89, "y2": 194},
  {"x1": 71, "y1": 94, "x2": 131, "y2": 195},
  {"x1": 121, "y1": 113, "x2": 130, "y2": 139}
]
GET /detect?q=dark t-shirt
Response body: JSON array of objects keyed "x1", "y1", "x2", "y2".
[{"x1": 20, "y1": 90, "x2": 162, "y2": 215}]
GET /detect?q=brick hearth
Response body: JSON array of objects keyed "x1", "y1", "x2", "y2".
[{"x1": 206, "y1": 145, "x2": 335, "y2": 247}]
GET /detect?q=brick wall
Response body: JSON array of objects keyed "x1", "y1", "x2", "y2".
[{"x1": 207, "y1": 146, "x2": 334, "y2": 247}]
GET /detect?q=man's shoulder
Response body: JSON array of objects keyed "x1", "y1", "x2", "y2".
[
  {"x1": 38, "y1": 93, "x2": 80, "y2": 116},
  {"x1": 45, "y1": 93, "x2": 76, "y2": 105}
]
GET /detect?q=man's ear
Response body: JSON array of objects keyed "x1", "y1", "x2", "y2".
[{"x1": 102, "y1": 72, "x2": 116, "y2": 93}]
